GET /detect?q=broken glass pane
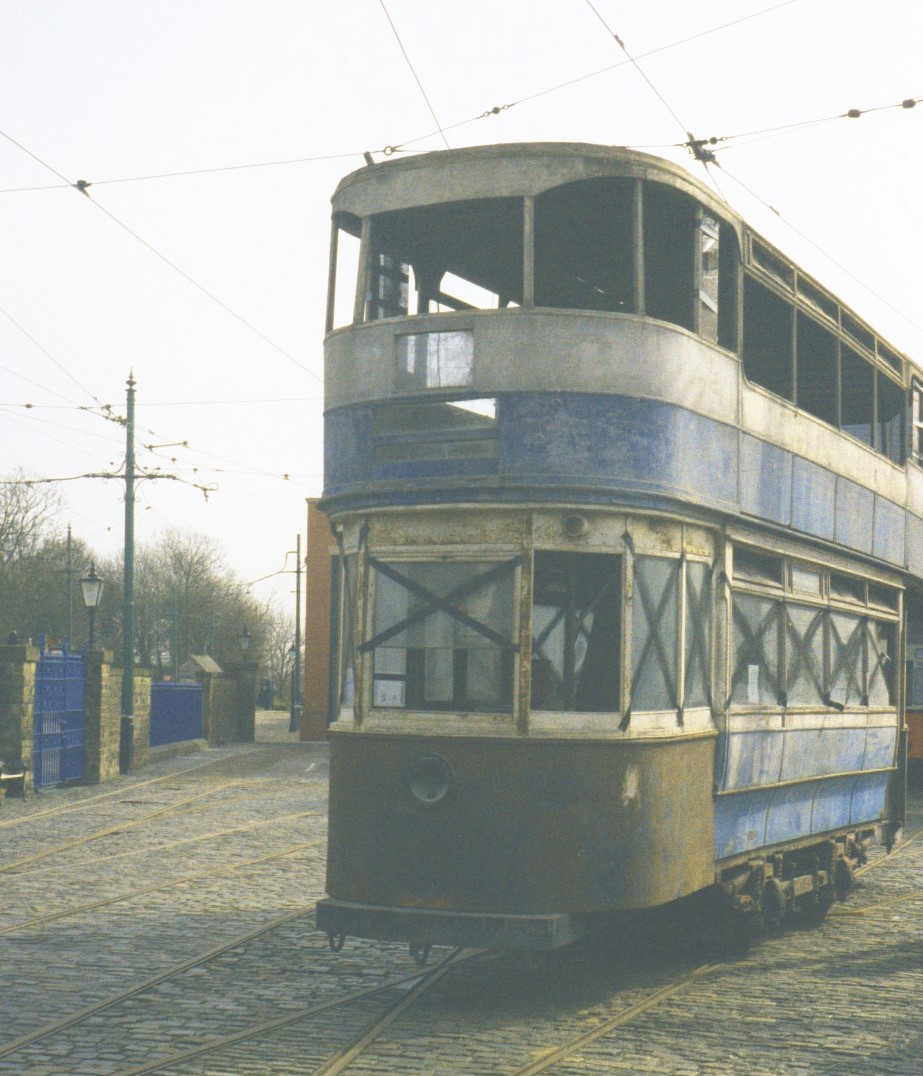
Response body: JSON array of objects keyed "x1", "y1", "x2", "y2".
[
  {"x1": 631, "y1": 557, "x2": 679, "y2": 711},
  {"x1": 531, "y1": 551, "x2": 621, "y2": 712}
]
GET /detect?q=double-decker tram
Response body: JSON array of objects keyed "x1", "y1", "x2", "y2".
[{"x1": 315, "y1": 143, "x2": 914, "y2": 954}]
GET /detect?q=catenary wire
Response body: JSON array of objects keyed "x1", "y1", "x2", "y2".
[
  {"x1": 0, "y1": 127, "x2": 323, "y2": 385},
  {"x1": 0, "y1": 2, "x2": 802, "y2": 190},
  {"x1": 377, "y1": 0, "x2": 451, "y2": 150}
]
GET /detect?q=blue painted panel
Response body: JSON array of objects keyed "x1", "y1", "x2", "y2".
[
  {"x1": 500, "y1": 395, "x2": 739, "y2": 508},
  {"x1": 863, "y1": 725, "x2": 898, "y2": 770},
  {"x1": 325, "y1": 405, "x2": 375, "y2": 494},
  {"x1": 811, "y1": 775, "x2": 855, "y2": 833},
  {"x1": 835, "y1": 477, "x2": 874, "y2": 554},
  {"x1": 873, "y1": 496, "x2": 906, "y2": 566},
  {"x1": 791, "y1": 457, "x2": 836, "y2": 541},
  {"x1": 907, "y1": 513, "x2": 923, "y2": 576},
  {"x1": 850, "y1": 771, "x2": 889, "y2": 825},
  {"x1": 714, "y1": 788, "x2": 774, "y2": 859},
  {"x1": 375, "y1": 459, "x2": 498, "y2": 480},
  {"x1": 721, "y1": 730, "x2": 783, "y2": 791},
  {"x1": 765, "y1": 784, "x2": 814, "y2": 846},
  {"x1": 739, "y1": 435, "x2": 791, "y2": 525}
]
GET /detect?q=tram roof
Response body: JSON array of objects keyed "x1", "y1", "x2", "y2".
[{"x1": 331, "y1": 142, "x2": 733, "y2": 223}]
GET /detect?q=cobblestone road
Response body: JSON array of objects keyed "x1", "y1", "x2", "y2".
[{"x1": 1, "y1": 714, "x2": 920, "y2": 1075}]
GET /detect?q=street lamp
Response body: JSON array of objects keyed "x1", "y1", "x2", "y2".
[
  {"x1": 80, "y1": 562, "x2": 105, "y2": 649},
  {"x1": 238, "y1": 625, "x2": 251, "y2": 654}
]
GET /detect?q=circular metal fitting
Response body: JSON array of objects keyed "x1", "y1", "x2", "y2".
[{"x1": 407, "y1": 753, "x2": 455, "y2": 807}]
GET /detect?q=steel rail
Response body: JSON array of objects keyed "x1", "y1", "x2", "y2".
[
  {"x1": 0, "y1": 750, "x2": 264, "y2": 829},
  {"x1": 0, "y1": 904, "x2": 316, "y2": 1060},
  {"x1": 314, "y1": 948, "x2": 483, "y2": 1075},
  {"x1": 117, "y1": 948, "x2": 484, "y2": 1076},
  {"x1": 0, "y1": 838, "x2": 324, "y2": 936},
  {"x1": 512, "y1": 963, "x2": 718, "y2": 1076},
  {"x1": 0, "y1": 781, "x2": 239, "y2": 872},
  {"x1": 4, "y1": 807, "x2": 324, "y2": 879}
]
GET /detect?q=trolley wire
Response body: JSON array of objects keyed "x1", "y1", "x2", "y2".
[
  {"x1": 0, "y1": 127, "x2": 323, "y2": 384},
  {"x1": 377, "y1": 0, "x2": 450, "y2": 150}
]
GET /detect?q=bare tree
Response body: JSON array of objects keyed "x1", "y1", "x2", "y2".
[{"x1": 0, "y1": 473, "x2": 63, "y2": 568}]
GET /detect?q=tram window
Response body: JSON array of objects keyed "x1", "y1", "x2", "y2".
[
  {"x1": 876, "y1": 372, "x2": 904, "y2": 464},
  {"x1": 867, "y1": 621, "x2": 895, "y2": 706},
  {"x1": 644, "y1": 185, "x2": 696, "y2": 332},
  {"x1": 717, "y1": 222, "x2": 739, "y2": 352},
  {"x1": 913, "y1": 382, "x2": 923, "y2": 465},
  {"x1": 331, "y1": 218, "x2": 362, "y2": 330},
  {"x1": 373, "y1": 398, "x2": 498, "y2": 465},
  {"x1": 698, "y1": 215, "x2": 720, "y2": 343},
  {"x1": 367, "y1": 198, "x2": 524, "y2": 319},
  {"x1": 531, "y1": 552, "x2": 621, "y2": 712},
  {"x1": 631, "y1": 556, "x2": 680, "y2": 712},
  {"x1": 791, "y1": 565, "x2": 822, "y2": 596},
  {"x1": 785, "y1": 604, "x2": 826, "y2": 707},
  {"x1": 743, "y1": 276, "x2": 793, "y2": 401},
  {"x1": 367, "y1": 559, "x2": 516, "y2": 713},
  {"x1": 733, "y1": 547, "x2": 783, "y2": 587},
  {"x1": 868, "y1": 583, "x2": 899, "y2": 611},
  {"x1": 829, "y1": 612, "x2": 864, "y2": 707},
  {"x1": 797, "y1": 277, "x2": 838, "y2": 324},
  {"x1": 534, "y1": 178, "x2": 635, "y2": 314},
  {"x1": 830, "y1": 573, "x2": 865, "y2": 604},
  {"x1": 840, "y1": 345, "x2": 874, "y2": 446},
  {"x1": 842, "y1": 311, "x2": 875, "y2": 355},
  {"x1": 395, "y1": 331, "x2": 473, "y2": 389},
  {"x1": 731, "y1": 593, "x2": 781, "y2": 707},
  {"x1": 796, "y1": 312, "x2": 838, "y2": 427},
  {"x1": 684, "y1": 561, "x2": 712, "y2": 709},
  {"x1": 338, "y1": 555, "x2": 358, "y2": 707},
  {"x1": 366, "y1": 252, "x2": 411, "y2": 321}
]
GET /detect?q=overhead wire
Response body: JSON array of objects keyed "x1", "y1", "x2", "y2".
[
  {"x1": 376, "y1": 0, "x2": 451, "y2": 150},
  {"x1": 0, "y1": 302, "x2": 103, "y2": 405},
  {"x1": 0, "y1": 1, "x2": 802, "y2": 190},
  {"x1": 0, "y1": 127, "x2": 323, "y2": 385}
]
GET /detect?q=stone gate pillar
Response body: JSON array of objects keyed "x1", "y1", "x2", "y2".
[{"x1": 0, "y1": 643, "x2": 39, "y2": 794}]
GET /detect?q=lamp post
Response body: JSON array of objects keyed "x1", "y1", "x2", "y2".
[
  {"x1": 80, "y1": 562, "x2": 105, "y2": 649},
  {"x1": 238, "y1": 625, "x2": 251, "y2": 655}
]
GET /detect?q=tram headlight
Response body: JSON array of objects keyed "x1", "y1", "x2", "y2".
[{"x1": 406, "y1": 754, "x2": 455, "y2": 807}]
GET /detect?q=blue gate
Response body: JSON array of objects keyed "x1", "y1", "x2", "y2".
[
  {"x1": 150, "y1": 682, "x2": 203, "y2": 746},
  {"x1": 33, "y1": 638, "x2": 86, "y2": 789}
]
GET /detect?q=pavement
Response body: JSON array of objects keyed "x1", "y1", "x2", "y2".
[{"x1": 0, "y1": 717, "x2": 920, "y2": 1074}]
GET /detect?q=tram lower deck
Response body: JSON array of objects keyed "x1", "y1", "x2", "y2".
[{"x1": 316, "y1": 506, "x2": 901, "y2": 949}]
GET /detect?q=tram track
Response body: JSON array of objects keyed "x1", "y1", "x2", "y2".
[
  {"x1": 2, "y1": 807, "x2": 323, "y2": 879},
  {"x1": 117, "y1": 947, "x2": 481, "y2": 1076},
  {"x1": 0, "y1": 837, "x2": 324, "y2": 937},
  {"x1": 0, "y1": 749, "x2": 269, "y2": 829},
  {"x1": 0, "y1": 781, "x2": 240, "y2": 873}
]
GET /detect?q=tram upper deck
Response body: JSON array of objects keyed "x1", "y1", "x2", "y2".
[{"x1": 322, "y1": 143, "x2": 922, "y2": 578}]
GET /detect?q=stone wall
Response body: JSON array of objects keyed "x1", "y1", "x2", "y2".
[{"x1": 0, "y1": 643, "x2": 38, "y2": 793}]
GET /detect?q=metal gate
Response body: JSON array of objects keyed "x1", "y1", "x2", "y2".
[
  {"x1": 33, "y1": 637, "x2": 86, "y2": 789},
  {"x1": 150, "y1": 682, "x2": 203, "y2": 746}
]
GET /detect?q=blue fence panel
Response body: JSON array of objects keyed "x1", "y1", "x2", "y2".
[
  {"x1": 33, "y1": 638, "x2": 86, "y2": 789},
  {"x1": 150, "y1": 682, "x2": 204, "y2": 746}
]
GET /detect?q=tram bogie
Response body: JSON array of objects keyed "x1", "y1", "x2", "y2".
[{"x1": 315, "y1": 143, "x2": 911, "y2": 954}]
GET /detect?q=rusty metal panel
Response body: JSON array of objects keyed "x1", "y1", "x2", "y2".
[{"x1": 325, "y1": 731, "x2": 715, "y2": 916}]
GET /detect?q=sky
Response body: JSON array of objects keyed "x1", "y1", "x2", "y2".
[{"x1": 2, "y1": 0, "x2": 922, "y2": 611}]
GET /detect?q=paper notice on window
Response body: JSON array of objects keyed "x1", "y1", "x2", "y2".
[
  {"x1": 374, "y1": 679, "x2": 405, "y2": 708},
  {"x1": 747, "y1": 664, "x2": 759, "y2": 704}
]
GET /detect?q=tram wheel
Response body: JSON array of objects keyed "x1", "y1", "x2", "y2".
[
  {"x1": 760, "y1": 877, "x2": 786, "y2": 931},
  {"x1": 800, "y1": 887, "x2": 835, "y2": 926},
  {"x1": 834, "y1": 858, "x2": 854, "y2": 903}
]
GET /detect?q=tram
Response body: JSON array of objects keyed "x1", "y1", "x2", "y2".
[{"x1": 315, "y1": 143, "x2": 913, "y2": 952}]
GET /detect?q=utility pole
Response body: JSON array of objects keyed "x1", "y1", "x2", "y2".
[
  {"x1": 290, "y1": 533, "x2": 302, "y2": 733},
  {"x1": 66, "y1": 523, "x2": 74, "y2": 646},
  {"x1": 121, "y1": 372, "x2": 136, "y2": 718}
]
